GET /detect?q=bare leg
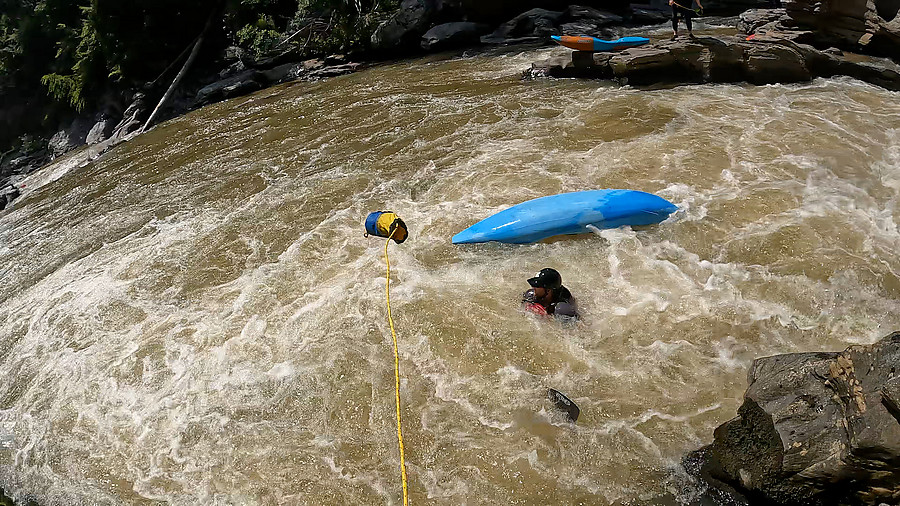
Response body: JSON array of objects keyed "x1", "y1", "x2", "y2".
[{"x1": 671, "y1": 5, "x2": 679, "y2": 39}]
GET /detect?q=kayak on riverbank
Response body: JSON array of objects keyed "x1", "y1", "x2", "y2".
[{"x1": 550, "y1": 35, "x2": 649, "y2": 52}]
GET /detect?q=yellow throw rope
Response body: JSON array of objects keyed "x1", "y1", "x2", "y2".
[{"x1": 384, "y1": 230, "x2": 409, "y2": 506}]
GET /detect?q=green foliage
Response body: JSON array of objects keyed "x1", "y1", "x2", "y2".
[
  {"x1": 278, "y1": 0, "x2": 397, "y2": 56},
  {"x1": 236, "y1": 15, "x2": 283, "y2": 57},
  {"x1": 0, "y1": 14, "x2": 18, "y2": 75},
  {"x1": 33, "y1": 0, "x2": 106, "y2": 111},
  {"x1": 2, "y1": 0, "x2": 403, "y2": 141},
  {"x1": 40, "y1": 72, "x2": 84, "y2": 110}
]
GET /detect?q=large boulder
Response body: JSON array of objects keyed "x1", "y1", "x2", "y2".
[
  {"x1": 481, "y1": 8, "x2": 564, "y2": 44},
  {"x1": 48, "y1": 116, "x2": 93, "y2": 158},
  {"x1": 559, "y1": 5, "x2": 623, "y2": 37},
  {"x1": 421, "y1": 22, "x2": 490, "y2": 51},
  {"x1": 1, "y1": 184, "x2": 19, "y2": 210},
  {"x1": 783, "y1": 0, "x2": 900, "y2": 56},
  {"x1": 627, "y1": 6, "x2": 672, "y2": 24},
  {"x1": 259, "y1": 62, "x2": 305, "y2": 84},
  {"x1": 371, "y1": 0, "x2": 462, "y2": 53},
  {"x1": 306, "y1": 62, "x2": 362, "y2": 79},
  {"x1": 738, "y1": 8, "x2": 792, "y2": 34},
  {"x1": 563, "y1": 5, "x2": 624, "y2": 25},
  {"x1": 110, "y1": 92, "x2": 148, "y2": 140},
  {"x1": 372, "y1": 0, "x2": 632, "y2": 52},
  {"x1": 702, "y1": 0, "x2": 781, "y2": 15},
  {"x1": 85, "y1": 115, "x2": 115, "y2": 145},
  {"x1": 194, "y1": 70, "x2": 264, "y2": 106},
  {"x1": 461, "y1": 0, "x2": 629, "y2": 24},
  {"x1": 686, "y1": 332, "x2": 900, "y2": 505}
]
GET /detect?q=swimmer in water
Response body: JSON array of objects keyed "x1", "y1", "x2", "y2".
[{"x1": 522, "y1": 268, "x2": 578, "y2": 320}]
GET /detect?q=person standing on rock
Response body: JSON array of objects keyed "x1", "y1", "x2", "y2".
[{"x1": 669, "y1": 0, "x2": 703, "y2": 40}]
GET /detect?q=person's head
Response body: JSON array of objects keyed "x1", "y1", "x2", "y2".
[{"x1": 528, "y1": 268, "x2": 562, "y2": 298}]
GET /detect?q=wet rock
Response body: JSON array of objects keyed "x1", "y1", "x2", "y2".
[
  {"x1": 48, "y1": 116, "x2": 93, "y2": 157},
  {"x1": 525, "y1": 35, "x2": 900, "y2": 90},
  {"x1": 743, "y1": 40, "x2": 811, "y2": 83},
  {"x1": 461, "y1": 0, "x2": 629, "y2": 24},
  {"x1": 260, "y1": 63, "x2": 305, "y2": 84},
  {"x1": 481, "y1": 8, "x2": 564, "y2": 44},
  {"x1": 563, "y1": 5, "x2": 623, "y2": 25},
  {"x1": 421, "y1": 22, "x2": 490, "y2": 51},
  {"x1": 1, "y1": 184, "x2": 19, "y2": 210},
  {"x1": 559, "y1": 22, "x2": 617, "y2": 38},
  {"x1": 224, "y1": 45, "x2": 246, "y2": 62},
  {"x1": 627, "y1": 6, "x2": 672, "y2": 24},
  {"x1": 307, "y1": 63, "x2": 362, "y2": 79},
  {"x1": 195, "y1": 70, "x2": 264, "y2": 106},
  {"x1": 302, "y1": 58, "x2": 325, "y2": 72},
  {"x1": 686, "y1": 331, "x2": 900, "y2": 505},
  {"x1": 884, "y1": 378, "x2": 900, "y2": 420},
  {"x1": 558, "y1": 7, "x2": 622, "y2": 37},
  {"x1": 703, "y1": 0, "x2": 779, "y2": 14},
  {"x1": 218, "y1": 60, "x2": 247, "y2": 80},
  {"x1": 85, "y1": 116, "x2": 115, "y2": 145},
  {"x1": 783, "y1": 0, "x2": 900, "y2": 56},
  {"x1": 1, "y1": 146, "x2": 48, "y2": 180},
  {"x1": 738, "y1": 8, "x2": 791, "y2": 34},
  {"x1": 110, "y1": 92, "x2": 148, "y2": 140},
  {"x1": 371, "y1": 0, "x2": 461, "y2": 53},
  {"x1": 324, "y1": 54, "x2": 347, "y2": 65}
]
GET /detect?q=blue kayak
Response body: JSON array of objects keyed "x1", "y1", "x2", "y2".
[
  {"x1": 451, "y1": 189, "x2": 677, "y2": 244},
  {"x1": 551, "y1": 35, "x2": 650, "y2": 52}
]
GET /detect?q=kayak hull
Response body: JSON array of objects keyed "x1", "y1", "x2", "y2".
[
  {"x1": 551, "y1": 35, "x2": 650, "y2": 52},
  {"x1": 452, "y1": 189, "x2": 677, "y2": 244}
]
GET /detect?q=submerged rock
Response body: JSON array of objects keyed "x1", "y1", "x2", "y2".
[
  {"x1": 686, "y1": 331, "x2": 900, "y2": 505},
  {"x1": 525, "y1": 35, "x2": 900, "y2": 91}
]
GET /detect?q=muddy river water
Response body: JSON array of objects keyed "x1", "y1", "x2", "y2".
[{"x1": 1, "y1": 37, "x2": 900, "y2": 505}]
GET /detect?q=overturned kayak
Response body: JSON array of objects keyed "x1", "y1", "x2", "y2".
[
  {"x1": 451, "y1": 189, "x2": 677, "y2": 244},
  {"x1": 551, "y1": 35, "x2": 649, "y2": 52}
]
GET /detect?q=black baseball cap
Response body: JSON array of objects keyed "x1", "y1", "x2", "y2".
[{"x1": 528, "y1": 268, "x2": 562, "y2": 289}]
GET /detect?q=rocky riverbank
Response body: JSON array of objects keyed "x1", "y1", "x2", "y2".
[
  {"x1": 686, "y1": 331, "x2": 900, "y2": 505},
  {"x1": 526, "y1": 3, "x2": 900, "y2": 89},
  {"x1": 524, "y1": 33, "x2": 900, "y2": 89}
]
